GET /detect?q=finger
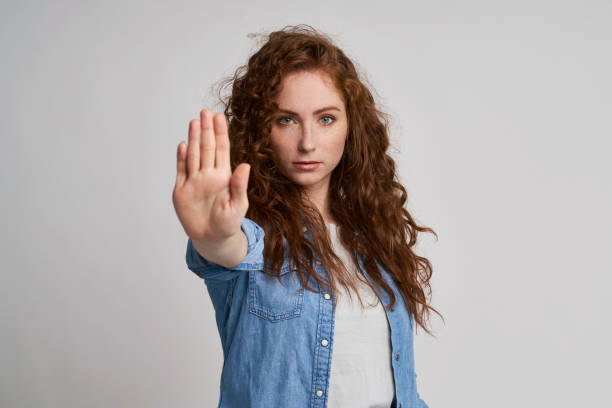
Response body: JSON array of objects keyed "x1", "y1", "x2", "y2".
[
  {"x1": 176, "y1": 141, "x2": 187, "y2": 187},
  {"x1": 213, "y1": 113, "x2": 231, "y2": 170},
  {"x1": 229, "y1": 163, "x2": 250, "y2": 209},
  {"x1": 200, "y1": 109, "x2": 215, "y2": 169},
  {"x1": 187, "y1": 119, "x2": 201, "y2": 176}
]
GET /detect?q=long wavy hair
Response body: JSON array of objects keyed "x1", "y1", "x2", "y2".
[{"x1": 214, "y1": 24, "x2": 442, "y2": 336}]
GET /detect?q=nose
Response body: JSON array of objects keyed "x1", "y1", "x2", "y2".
[{"x1": 298, "y1": 122, "x2": 316, "y2": 153}]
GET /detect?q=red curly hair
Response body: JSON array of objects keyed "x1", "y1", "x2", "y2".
[{"x1": 214, "y1": 24, "x2": 442, "y2": 336}]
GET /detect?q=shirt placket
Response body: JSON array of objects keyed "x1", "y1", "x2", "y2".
[{"x1": 310, "y1": 259, "x2": 335, "y2": 408}]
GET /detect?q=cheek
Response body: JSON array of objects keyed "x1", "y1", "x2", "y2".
[
  {"x1": 269, "y1": 136, "x2": 292, "y2": 160},
  {"x1": 330, "y1": 132, "x2": 348, "y2": 156}
]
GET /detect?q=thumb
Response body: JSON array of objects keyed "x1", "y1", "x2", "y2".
[{"x1": 229, "y1": 163, "x2": 250, "y2": 209}]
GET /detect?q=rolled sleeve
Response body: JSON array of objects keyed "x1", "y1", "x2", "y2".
[{"x1": 186, "y1": 217, "x2": 265, "y2": 282}]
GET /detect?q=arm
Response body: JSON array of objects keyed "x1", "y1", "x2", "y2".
[
  {"x1": 186, "y1": 217, "x2": 265, "y2": 282},
  {"x1": 191, "y1": 227, "x2": 248, "y2": 269},
  {"x1": 173, "y1": 109, "x2": 254, "y2": 281}
]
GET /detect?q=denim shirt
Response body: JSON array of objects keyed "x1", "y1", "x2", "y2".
[{"x1": 186, "y1": 217, "x2": 429, "y2": 408}]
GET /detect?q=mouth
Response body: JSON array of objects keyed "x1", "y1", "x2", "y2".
[{"x1": 293, "y1": 161, "x2": 321, "y2": 170}]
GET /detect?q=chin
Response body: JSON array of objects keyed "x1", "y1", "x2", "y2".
[{"x1": 280, "y1": 167, "x2": 326, "y2": 186}]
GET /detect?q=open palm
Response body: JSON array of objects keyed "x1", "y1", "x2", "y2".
[{"x1": 172, "y1": 109, "x2": 250, "y2": 242}]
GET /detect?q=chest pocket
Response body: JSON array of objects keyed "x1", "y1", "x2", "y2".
[{"x1": 248, "y1": 266, "x2": 304, "y2": 322}]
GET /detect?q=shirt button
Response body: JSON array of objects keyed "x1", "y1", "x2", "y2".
[
  {"x1": 303, "y1": 226, "x2": 307, "y2": 232},
  {"x1": 315, "y1": 260, "x2": 322, "y2": 265},
  {"x1": 316, "y1": 389, "x2": 323, "y2": 397},
  {"x1": 395, "y1": 353, "x2": 400, "y2": 361},
  {"x1": 321, "y1": 339, "x2": 329, "y2": 346},
  {"x1": 323, "y1": 293, "x2": 331, "y2": 300}
]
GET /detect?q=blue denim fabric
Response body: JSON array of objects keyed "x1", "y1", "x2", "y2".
[{"x1": 186, "y1": 217, "x2": 429, "y2": 408}]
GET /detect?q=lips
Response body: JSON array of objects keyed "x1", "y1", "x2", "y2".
[{"x1": 293, "y1": 161, "x2": 321, "y2": 170}]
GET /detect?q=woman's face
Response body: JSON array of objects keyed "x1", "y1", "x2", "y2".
[{"x1": 269, "y1": 69, "x2": 348, "y2": 198}]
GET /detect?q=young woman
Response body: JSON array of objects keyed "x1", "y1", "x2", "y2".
[{"x1": 172, "y1": 24, "x2": 441, "y2": 408}]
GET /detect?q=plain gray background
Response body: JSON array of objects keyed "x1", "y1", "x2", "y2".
[{"x1": 2, "y1": 0, "x2": 610, "y2": 407}]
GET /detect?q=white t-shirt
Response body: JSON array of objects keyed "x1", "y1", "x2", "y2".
[{"x1": 325, "y1": 222, "x2": 396, "y2": 408}]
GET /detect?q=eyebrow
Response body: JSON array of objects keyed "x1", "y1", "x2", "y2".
[{"x1": 277, "y1": 106, "x2": 342, "y2": 116}]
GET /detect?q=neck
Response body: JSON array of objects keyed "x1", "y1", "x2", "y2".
[{"x1": 303, "y1": 184, "x2": 335, "y2": 225}]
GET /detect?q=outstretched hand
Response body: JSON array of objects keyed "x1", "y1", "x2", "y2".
[{"x1": 172, "y1": 109, "x2": 251, "y2": 242}]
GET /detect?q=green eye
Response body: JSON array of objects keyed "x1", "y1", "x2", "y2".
[
  {"x1": 276, "y1": 115, "x2": 335, "y2": 126},
  {"x1": 321, "y1": 115, "x2": 335, "y2": 125},
  {"x1": 277, "y1": 117, "x2": 294, "y2": 125}
]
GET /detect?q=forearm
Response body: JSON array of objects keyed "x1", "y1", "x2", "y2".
[{"x1": 191, "y1": 229, "x2": 248, "y2": 269}]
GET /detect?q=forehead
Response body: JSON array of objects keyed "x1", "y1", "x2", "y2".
[{"x1": 275, "y1": 70, "x2": 344, "y2": 107}]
